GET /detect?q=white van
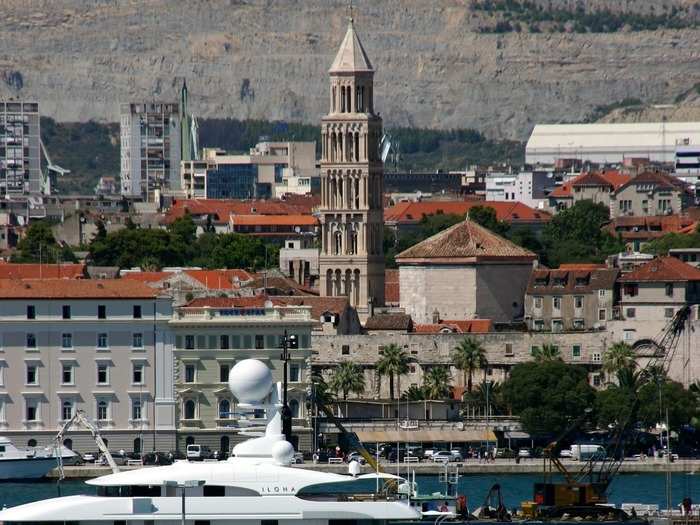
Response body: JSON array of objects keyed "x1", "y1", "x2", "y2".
[
  {"x1": 186, "y1": 444, "x2": 212, "y2": 461},
  {"x1": 570, "y1": 444, "x2": 605, "y2": 461}
]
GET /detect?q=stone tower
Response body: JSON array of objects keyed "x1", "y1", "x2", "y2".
[{"x1": 318, "y1": 17, "x2": 385, "y2": 316}]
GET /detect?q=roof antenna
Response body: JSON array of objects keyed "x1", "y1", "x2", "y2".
[{"x1": 347, "y1": 0, "x2": 354, "y2": 23}]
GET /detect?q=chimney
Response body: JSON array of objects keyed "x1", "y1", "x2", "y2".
[{"x1": 432, "y1": 308, "x2": 440, "y2": 324}]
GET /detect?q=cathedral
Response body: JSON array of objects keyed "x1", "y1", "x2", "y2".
[{"x1": 318, "y1": 16, "x2": 385, "y2": 317}]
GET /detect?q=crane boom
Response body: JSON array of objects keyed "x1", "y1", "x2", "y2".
[{"x1": 54, "y1": 409, "x2": 119, "y2": 478}]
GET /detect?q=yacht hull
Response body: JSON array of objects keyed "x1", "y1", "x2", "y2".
[{"x1": 0, "y1": 457, "x2": 56, "y2": 480}]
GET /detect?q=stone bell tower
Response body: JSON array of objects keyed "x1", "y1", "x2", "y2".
[{"x1": 318, "y1": 16, "x2": 384, "y2": 317}]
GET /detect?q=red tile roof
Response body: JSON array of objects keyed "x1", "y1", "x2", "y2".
[
  {"x1": 396, "y1": 219, "x2": 536, "y2": 263},
  {"x1": 0, "y1": 279, "x2": 159, "y2": 299},
  {"x1": 230, "y1": 214, "x2": 318, "y2": 226},
  {"x1": 413, "y1": 319, "x2": 492, "y2": 333},
  {"x1": 121, "y1": 271, "x2": 172, "y2": 284},
  {"x1": 384, "y1": 269, "x2": 400, "y2": 305},
  {"x1": 558, "y1": 263, "x2": 608, "y2": 270},
  {"x1": 550, "y1": 170, "x2": 631, "y2": 199},
  {"x1": 384, "y1": 200, "x2": 550, "y2": 224},
  {"x1": 184, "y1": 269, "x2": 254, "y2": 289},
  {"x1": 618, "y1": 256, "x2": 700, "y2": 282},
  {"x1": 164, "y1": 197, "x2": 319, "y2": 224},
  {"x1": 185, "y1": 296, "x2": 268, "y2": 308},
  {"x1": 606, "y1": 215, "x2": 696, "y2": 240},
  {"x1": 0, "y1": 263, "x2": 85, "y2": 280},
  {"x1": 185, "y1": 294, "x2": 350, "y2": 320}
]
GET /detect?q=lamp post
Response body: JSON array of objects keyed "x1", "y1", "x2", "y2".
[
  {"x1": 279, "y1": 330, "x2": 298, "y2": 444},
  {"x1": 164, "y1": 479, "x2": 205, "y2": 525}
]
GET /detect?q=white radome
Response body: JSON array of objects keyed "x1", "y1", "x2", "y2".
[
  {"x1": 271, "y1": 440, "x2": 295, "y2": 465},
  {"x1": 229, "y1": 359, "x2": 273, "y2": 403}
]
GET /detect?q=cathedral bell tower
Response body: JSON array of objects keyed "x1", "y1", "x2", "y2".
[{"x1": 319, "y1": 16, "x2": 385, "y2": 316}]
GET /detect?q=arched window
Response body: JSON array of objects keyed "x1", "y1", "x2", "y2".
[
  {"x1": 219, "y1": 399, "x2": 230, "y2": 419},
  {"x1": 185, "y1": 436, "x2": 195, "y2": 446},
  {"x1": 326, "y1": 269, "x2": 333, "y2": 296},
  {"x1": 184, "y1": 399, "x2": 196, "y2": 420},
  {"x1": 63, "y1": 438, "x2": 73, "y2": 450},
  {"x1": 350, "y1": 229, "x2": 358, "y2": 255},
  {"x1": 354, "y1": 133, "x2": 360, "y2": 162},
  {"x1": 220, "y1": 436, "x2": 230, "y2": 456},
  {"x1": 334, "y1": 231, "x2": 342, "y2": 255},
  {"x1": 27, "y1": 439, "x2": 37, "y2": 447},
  {"x1": 97, "y1": 400, "x2": 108, "y2": 421},
  {"x1": 340, "y1": 86, "x2": 346, "y2": 112},
  {"x1": 290, "y1": 399, "x2": 300, "y2": 418},
  {"x1": 133, "y1": 437, "x2": 141, "y2": 455},
  {"x1": 62, "y1": 400, "x2": 73, "y2": 421}
]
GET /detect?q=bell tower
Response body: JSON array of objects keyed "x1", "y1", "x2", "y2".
[{"x1": 319, "y1": 16, "x2": 384, "y2": 316}]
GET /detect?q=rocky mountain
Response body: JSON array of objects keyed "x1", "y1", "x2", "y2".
[{"x1": 1, "y1": 0, "x2": 700, "y2": 140}]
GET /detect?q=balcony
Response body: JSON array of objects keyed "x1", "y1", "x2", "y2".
[{"x1": 172, "y1": 305, "x2": 312, "y2": 323}]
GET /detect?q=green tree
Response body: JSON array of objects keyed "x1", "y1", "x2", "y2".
[
  {"x1": 504, "y1": 360, "x2": 596, "y2": 436},
  {"x1": 310, "y1": 372, "x2": 333, "y2": 406},
  {"x1": 376, "y1": 344, "x2": 410, "y2": 400},
  {"x1": 418, "y1": 212, "x2": 465, "y2": 238},
  {"x1": 452, "y1": 337, "x2": 488, "y2": 393},
  {"x1": 468, "y1": 206, "x2": 510, "y2": 236},
  {"x1": 401, "y1": 385, "x2": 426, "y2": 401},
  {"x1": 643, "y1": 229, "x2": 700, "y2": 256},
  {"x1": 637, "y1": 380, "x2": 697, "y2": 429},
  {"x1": 13, "y1": 222, "x2": 76, "y2": 263},
  {"x1": 422, "y1": 366, "x2": 452, "y2": 400},
  {"x1": 328, "y1": 362, "x2": 366, "y2": 400},
  {"x1": 603, "y1": 342, "x2": 636, "y2": 377},
  {"x1": 532, "y1": 343, "x2": 561, "y2": 362},
  {"x1": 541, "y1": 200, "x2": 624, "y2": 267}
]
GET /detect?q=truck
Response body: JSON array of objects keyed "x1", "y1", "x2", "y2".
[{"x1": 570, "y1": 444, "x2": 606, "y2": 461}]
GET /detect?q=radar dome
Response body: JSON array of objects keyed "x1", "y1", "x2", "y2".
[
  {"x1": 271, "y1": 440, "x2": 295, "y2": 465},
  {"x1": 228, "y1": 359, "x2": 273, "y2": 403}
]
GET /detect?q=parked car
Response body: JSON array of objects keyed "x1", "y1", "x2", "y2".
[
  {"x1": 496, "y1": 448, "x2": 515, "y2": 459},
  {"x1": 168, "y1": 449, "x2": 187, "y2": 460},
  {"x1": 449, "y1": 450, "x2": 463, "y2": 461},
  {"x1": 431, "y1": 451, "x2": 453, "y2": 463},
  {"x1": 423, "y1": 449, "x2": 437, "y2": 460},
  {"x1": 518, "y1": 448, "x2": 532, "y2": 458},
  {"x1": 292, "y1": 452, "x2": 304, "y2": 464},
  {"x1": 142, "y1": 452, "x2": 173, "y2": 466},
  {"x1": 186, "y1": 444, "x2": 213, "y2": 461},
  {"x1": 82, "y1": 452, "x2": 97, "y2": 463},
  {"x1": 559, "y1": 449, "x2": 573, "y2": 458}
]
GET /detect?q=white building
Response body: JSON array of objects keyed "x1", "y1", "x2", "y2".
[
  {"x1": 484, "y1": 170, "x2": 553, "y2": 209},
  {"x1": 120, "y1": 102, "x2": 181, "y2": 201},
  {"x1": 0, "y1": 101, "x2": 41, "y2": 196},
  {"x1": 526, "y1": 122, "x2": 700, "y2": 165}
]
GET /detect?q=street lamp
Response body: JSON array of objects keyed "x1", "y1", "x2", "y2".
[
  {"x1": 279, "y1": 330, "x2": 298, "y2": 443},
  {"x1": 164, "y1": 480, "x2": 205, "y2": 525}
]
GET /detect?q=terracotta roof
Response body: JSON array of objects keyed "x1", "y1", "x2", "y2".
[
  {"x1": 527, "y1": 268, "x2": 619, "y2": 294},
  {"x1": 185, "y1": 296, "x2": 268, "y2": 308},
  {"x1": 184, "y1": 269, "x2": 254, "y2": 290},
  {"x1": 550, "y1": 170, "x2": 631, "y2": 199},
  {"x1": 242, "y1": 274, "x2": 317, "y2": 296},
  {"x1": 558, "y1": 263, "x2": 608, "y2": 270},
  {"x1": 0, "y1": 279, "x2": 158, "y2": 299},
  {"x1": 384, "y1": 269, "x2": 400, "y2": 305},
  {"x1": 364, "y1": 313, "x2": 413, "y2": 331},
  {"x1": 680, "y1": 222, "x2": 698, "y2": 234},
  {"x1": 384, "y1": 200, "x2": 550, "y2": 225},
  {"x1": 616, "y1": 171, "x2": 687, "y2": 193},
  {"x1": 122, "y1": 271, "x2": 172, "y2": 284},
  {"x1": 413, "y1": 319, "x2": 492, "y2": 333},
  {"x1": 230, "y1": 214, "x2": 318, "y2": 226},
  {"x1": 0, "y1": 263, "x2": 85, "y2": 280},
  {"x1": 396, "y1": 219, "x2": 537, "y2": 263},
  {"x1": 618, "y1": 256, "x2": 700, "y2": 282},
  {"x1": 163, "y1": 197, "x2": 319, "y2": 224},
  {"x1": 606, "y1": 215, "x2": 695, "y2": 240},
  {"x1": 549, "y1": 182, "x2": 573, "y2": 198},
  {"x1": 271, "y1": 295, "x2": 351, "y2": 320}
]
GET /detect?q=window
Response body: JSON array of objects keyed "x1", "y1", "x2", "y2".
[
  {"x1": 572, "y1": 345, "x2": 581, "y2": 359},
  {"x1": 255, "y1": 335, "x2": 264, "y2": 349},
  {"x1": 552, "y1": 319, "x2": 563, "y2": 332},
  {"x1": 97, "y1": 333, "x2": 108, "y2": 349},
  {"x1": 592, "y1": 352, "x2": 602, "y2": 363},
  {"x1": 290, "y1": 399, "x2": 300, "y2": 418},
  {"x1": 218, "y1": 399, "x2": 230, "y2": 419},
  {"x1": 184, "y1": 364, "x2": 196, "y2": 383},
  {"x1": 133, "y1": 305, "x2": 142, "y2": 319},
  {"x1": 220, "y1": 335, "x2": 229, "y2": 350},
  {"x1": 665, "y1": 308, "x2": 674, "y2": 318},
  {"x1": 25, "y1": 399, "x2": 38, "y2": 421},
  {"x1": 62, "y1": 305, "x2": 71, "y2": 319},
  {"x1": 26, "y1": 305, "x2": 35, "y2": 319},
  {"x1": 184, "y1": 399, "x2": 196, "y2": 420},
  {"x1": 61, "y1": 400, "x2": 73, "y2": 420},
  {"x1": 665, "y1": 283, "x2": 674, "y2": 297},
  {"x1": 131, "y1": 399, "x2": 142, "y2": 421},
  {"x1": 626, "y1": 308, "x2": 636, "y2": 319},
  {"x1": 132, "y1": 364, "x2": 144, "y2": 385},
  {"x1": 185, "y1": 335, "x2": 195, "y2": 350},
  {"x1": 26, "y1": 365, "x2": 37, "y2": 385},
  {"x1": 97, "y1": 400, "x2": 108, "y2": 420},
  {"x1": 62, "y1": 364, "x2": 73, "y2": 385},
  {"x1": 61, "y1": 333, "x2": 73, "y2": 349},
  {"x1": 505, "y1": 343, "x2": 513, "y2": 356},
  {"x1": 530, "y1": 345, "x2": 539, "y2": 356},
  {"x1": 533, "y1": 319, "x2": 544, "y2": 331},
  {"x1": 97, "y1": 364, "x2": 109, "y2": 385},
  {"x1": 132, "y1": 333, "x2": 143, "y2": 349},
  {"x1": 26, "y1": 333, "x2": 36, "y2": 349},
  {"x1": 341, "y1": 345, "x2": 350, "y2": 355},
  {"x1": 573, "y1": 319, "x2": 585, "y2": 330},
  {"x1": 624, "y1": 330, "x2": 635, "y2": 342},
  {"x1": 290, "y1": 364, "x2": 300, "y2": 382},
  {"x1": 592, "y1": 374, "x2": 601, "y2": 387},
  {"x1": 97, "y1": 305, "x2": 106, "y2": 319},
  {"x1": 553, "y1": 297, "x2": 561, "y2": 310},
  {"x1": 598, "y1": 309, "x2": 606, "y2": 321},
  {"x1": 574, "y1": 296, "x2": 583, "y2": 309},
  {"x1": 598, "y1": 290, "x2": 606, "y2": 298},
  {"x1": 219, "y1": 364, "x2": 229, "y2": 383},
  {"x1": 534, "y1": 296, "x2": 543, "y2": 309},
  {"x1": 624, "y1": 284, "x2": 638, "y2": 297}
]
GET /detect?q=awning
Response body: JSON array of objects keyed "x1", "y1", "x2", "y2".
[
  {"x1": 504, "y1": 431, "x2": 530, "y2": 439},
  {"x1": 355, "y1": 429, "x2": 496, "y2": 443}
]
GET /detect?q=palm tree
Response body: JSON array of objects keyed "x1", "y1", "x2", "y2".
[
  {"x1": 376, "y1": 344, "x2": 410, "y2": 400},
  {"x1": 328, "y1": 362, "x2": 366, "y2": 400},
  {"x1": 401, "y1": 385, "x2": 425, "y2": 401},
  {"x1": 641, "y1": 364, "x2": 667, "y2": 386},
  {"x1": 532, "y1": 343, "x2": 561, "y2": 362},
  {"x1": 603, "y1": 342, "x2": 636, "y2": 376},
  {"x1": 452, "y1": 337, "x2": 488, "y2": 393},
  {"x1": 616, "y1": 366, "x2": 644, "y2": 394},
  {"x1": 422, "y1": 366, "x2": 452, "y2": 400},
  {"x1": 310, "y1": 371, "x2": 333, "y2": 406}
]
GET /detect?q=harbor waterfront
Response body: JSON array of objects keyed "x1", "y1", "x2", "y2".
[{"x1": 2, "y1": 473, "x2": 700, "y2": 511}]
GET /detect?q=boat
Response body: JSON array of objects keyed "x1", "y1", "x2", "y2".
[
  {"x1": 0, "y1": 359, "x2": 421, "y2": 524},
  {"x1": 0, "y1": 436, "x2": 66, "y2": 480}
]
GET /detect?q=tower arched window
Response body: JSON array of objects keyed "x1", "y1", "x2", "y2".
[
  {"x1": 350, "y1": 229, "x2": 358, "y2": 255},
  {"x1": 326, "y1": 269, "x2": 333, "y2": 296},
  {"x1": 332, "y1": 86, "x2": 336, "y2": 112},
  {"x1": 219, "y1": 399, "x2": 230, "y2": 419},
  {"x1": 334, "y1": 231, "x2": 342, "y2": 255},
  {"x1": 184, "y1": 399, "x2": 196, "y2": 420},
  {"x1": 340, "y1": 86, "x2": 346, "y2": 112}
]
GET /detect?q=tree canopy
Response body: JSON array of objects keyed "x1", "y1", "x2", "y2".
[
  {"x1": 12, "y1": 221, "x2": 76, "y2": 264},
  {"x1": 643, "y1": 226, "x2": 700, "y2": 256}
]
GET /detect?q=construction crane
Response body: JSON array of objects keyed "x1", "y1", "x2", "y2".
[
  {"x1": 39, "y1": 138, "x2": 70, "y2": 195},
  {"x1": 54, "y1": 409, "x2": 119, "y2": 480}
]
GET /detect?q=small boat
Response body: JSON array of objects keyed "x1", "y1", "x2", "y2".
[{"x1": 0, "y1": 437, "x2": 60, "y2": 480}]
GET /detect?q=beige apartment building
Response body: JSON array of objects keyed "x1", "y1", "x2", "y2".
[
  {"x1": 524, "y1": 266, "x2": 619, "y2": 332},
  {"x1": 0, "y1": 279, "x2": 175, "y2": 452},
  {"x1": 170, "y1": 296, "x2": 314, "y2": 453},
  {"x1": 610, "y1": 171, "x2": 689, "y2": 219}
]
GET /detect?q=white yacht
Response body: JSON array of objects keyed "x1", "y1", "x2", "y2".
[
  {"x1": 0, "y1": 437, "x2": 77, "y2": 480},
  {"x1": 0, "y1": 359, "x2": 420, "y2": 524}
]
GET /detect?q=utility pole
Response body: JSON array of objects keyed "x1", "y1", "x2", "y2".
[{"x1": 279, "y1": 330, "x2": 298, "y2": 444}]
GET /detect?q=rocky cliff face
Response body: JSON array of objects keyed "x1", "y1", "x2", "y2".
[{"x1": 1, "y1": 0, "x2": 699, "y2": 140}]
